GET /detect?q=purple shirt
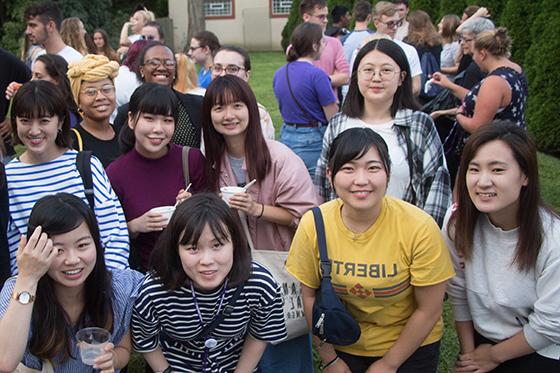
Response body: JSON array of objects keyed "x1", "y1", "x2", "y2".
[
  {"x1": 273, "y1": 61, "x2": 336, "y2": 124},
  {"x1": 107, "y1": 144, "x2": 207, "y2": 270}
]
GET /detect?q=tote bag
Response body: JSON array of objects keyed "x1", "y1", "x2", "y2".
[{"x1": 237, "y1": 211, "x2": 308, "y2": 343}]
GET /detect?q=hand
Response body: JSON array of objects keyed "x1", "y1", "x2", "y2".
[
  {"x1": 454, "y1": 345, "x2": 500, "y2": 373},
  {"x1": 5, "y1": 81, "x2": 22, "y2": 100},
  {"x1": 0, "y1": 119, "x2": 12, "y2": 139},
  {"x1": 93, "y1": 342, "x2": 116, "y2": 373},
  {"x1": 175, "y1": 188, "x2": 192, "y2": 206},
  {"x1": 431, "y1": 72, "x2": 451, "y2": 89},
  {"x1": 365, "y1": 358, "x2": 397, "y2": 373},
  {"x1": 228, "y1": 192, "x2": 261, "y2": 217},
  {"x1": 16, "y1": 226, "x2": 58, "y2": 282},
  {"x1": 474, "y1": 7, "x2": 490, "y2": 18},
  {"x1": 323, "y1": 357, "x2": 352, "y2": 373},
  {"x1": 128, "y1": 211, "x2": 168, "y2": 233},
  {"x1": 430, "y1": 110, "x2": 444, "y2": 120}
]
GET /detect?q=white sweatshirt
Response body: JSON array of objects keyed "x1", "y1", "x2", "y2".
[{"x1": 443, "y1": 207, "x2": 560, "y2": 359}]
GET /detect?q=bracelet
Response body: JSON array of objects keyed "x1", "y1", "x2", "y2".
[
  {"x1": 257, "y1": 203, "x2": 265, "y2": 218},
  {"x1": 320, "y1": 356, "x2": 339, "y2": 370}
]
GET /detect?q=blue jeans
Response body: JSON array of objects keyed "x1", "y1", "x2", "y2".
[
  {"x1": 280, "y1": 123, "x2": 327, "y2": 177},
  {"x1": 257, "y1": 334, "x2": 314, "y2": 373}
]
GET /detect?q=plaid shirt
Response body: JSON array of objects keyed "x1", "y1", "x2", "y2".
[{"x1": 314, "y1": 109, "x2": 451, "y2": 226}]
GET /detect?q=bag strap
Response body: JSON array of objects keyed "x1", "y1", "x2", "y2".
[
  {"x1": 182, "y1": 146, "x2": 191, "y2": 187},
  {"x1": 311, "y1": 207, "x2": 332, "y2": 279},
  {"x1": 196, "y1": 282, "x2": 245, "y2": 341},
  {"x1": 402, "y1": 128, "x2": 417, "y2": 206},
  {"x1": 71, "y1": 128, "x2": 83, "y2": 151},
  {"x1": 76, "y1": 151, "x2": 95, "y2": 210},
  {"x1": 285, "y1": 63, "x2": 317, "y2": 125}
]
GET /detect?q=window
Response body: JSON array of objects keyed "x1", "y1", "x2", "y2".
[
  {"x1": 204, "y1": 0, "x2": 234, "y2": 18},
  {"x1": 271, "y1": 0, "x2": 292, "y2": 16}
]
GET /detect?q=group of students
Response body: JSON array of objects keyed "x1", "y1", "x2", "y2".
[{"x1": 0, "y1": 2, "x2": 559, "y2": 373}]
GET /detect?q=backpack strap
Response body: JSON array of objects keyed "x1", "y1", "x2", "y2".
[
  {"x1": 311, "y1": 207, "x2": 332, "y2": 279},
  {"x1": 71, "y1": 128, "x2": 83, "y2": 151},
  {"x1": 182, "y1": 146, "x2": 191, "y2": 187},
  {"x1": 76, "y1": 151, "x2": 95, "y2": 210}
]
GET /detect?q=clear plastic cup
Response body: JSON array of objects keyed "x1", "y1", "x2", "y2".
[
  {"x1": 76, "y1": 327, "x2": 111, "y2": 365},
  {"x1": 149, "y1": 205, "x2": 176, "y2": 225}
]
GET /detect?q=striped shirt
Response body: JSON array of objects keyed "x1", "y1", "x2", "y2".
[
  {"x1": 0, "y1": 268, "x2": 144, "y2": 372},
  {"x1": 5, "y1": 150, "x2": 130, "y2": 273},
  {"x1": 132, "y1": 262, "x2": 287, "y2": 372},
  {"x1": 315, "y1": 109, "x2": 452, "y2": 226}
]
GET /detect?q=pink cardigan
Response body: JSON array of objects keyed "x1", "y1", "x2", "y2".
[{"x1": 219, "y1": 140, "x2": 320, "y2": 252}]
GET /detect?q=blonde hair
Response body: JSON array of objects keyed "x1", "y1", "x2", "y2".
[
  {"x1": 135, "y1": 9, "x2": 155, "y2": 25},
  {"x1": 60, "y1": 17, "x2": 87, "y2": 55},
  {"x1": 475, "y1": 27, "x2": 512, "y2": 58},
  {"x1": 372, "y1": 1, "x2": 397, "y2": 21},
  {"x1": 67, "y1": 54, "x2": 119, "y2": 104},
  {"x1": 174, "y1": 53, "x2": 198, "y2": 93}
]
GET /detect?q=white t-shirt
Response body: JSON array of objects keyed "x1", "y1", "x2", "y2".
[
  {"x1": 334, "y1": 117, "x2": 410, "y2": 199},
  {"x1": 393, "y1": 39, "x2": 422, "y2": 77},
  {"x1": 36, "y1": 45, "x2": 83, "y2": 65}
]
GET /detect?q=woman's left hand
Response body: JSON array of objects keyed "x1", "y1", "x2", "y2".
[
  {"x1": 228, "y1": 192, "x2": 261, "y2": 217},
  {"x1": 365, "y1": 358, "x2": 397, "y2": 373},
  {"x1": 455, "y1": 344, "x2": 499, "y2": 373},
  {"x1": 175, "y1": 188, "x2": 192, "y2": 206},
  {"x1": 93, "y1": 342, "x2": 116, "y2": 373}
]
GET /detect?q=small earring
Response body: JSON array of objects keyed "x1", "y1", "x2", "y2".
[{"x1": 57, "y1": 128, "x2": 62, "y2": 134}]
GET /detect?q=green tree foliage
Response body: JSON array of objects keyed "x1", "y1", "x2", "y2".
[
  {"x1": 500, "y1": 0, "x2": 540, "y2": 65},
  {"x1": 281, "y1": 0, "x2": 303, "y2": 51},
  {"x1": 466, "y1": 0, "x2": 504, "y2": 22},
  {"x1": 524, "y1": 0, "x2": 560, "y2": 154},
  {"x1": 410, "y1": 0, "x2": 439, "y2": 22},
  {"x1": 438, "y1": 0, "x2": 466, "y2": 20}
]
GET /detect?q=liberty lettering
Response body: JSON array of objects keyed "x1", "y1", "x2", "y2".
[{"x1": 333, "y1": 260, "x2": 398, "y2": 278}]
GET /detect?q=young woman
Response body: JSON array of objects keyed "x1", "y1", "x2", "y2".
[
  {"x1": 438, "y1": 14, "x2": 461, "y2": 75},
  {"x1": 60, "y1": 17, "x2": 88, "y2": 56},
  {"x1": 92, "y1": 28, "x2": 119, "y2": 62},
  {"x1": 114, "y1": 39, "x2": 147, "y2": 108},
  {"x1": 67, "y1": 54, "x2": 121, "y2": 168},
  {"x1": 113, "y1": 42, "x2": 203, "y2": 149},
  {"x1": 132, "y1": 193, "x2": 287, "y2": 372},
  {"x1": 0, "y1": 193, "x2": 143, "y2": 372},
  {"x1": 287, "y1": 127, "x2": 454, "y2": 373},
  {"x1": 5, "y1": 54, "x2": 80, "y2": 127},
  {"x1": 445, "y1": 121, "x2": 560, "y2": 373},
  {"x1": 316, "y1": 38, "x2": 451, "y2": 226},
  {"x1": 5, "y1": 80, "x2": 129, "y2": 274},
  {"x1": 107, "y1": 83, "x2": 207, "y2": 272},
  {"x1": 273, "y1": 22, "x2": 338, "y2": 176},
  {"x1": 117, "y1": 8, "x2": 154, "y2": 57}
]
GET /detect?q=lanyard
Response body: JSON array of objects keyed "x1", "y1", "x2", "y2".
[{"x1": 190, "y1": 279, "x2": 229, "y2": 373}]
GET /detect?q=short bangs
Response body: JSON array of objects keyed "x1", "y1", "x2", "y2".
[{"x1": 129, "y1": 83, "x2": 179, "y2": 122}]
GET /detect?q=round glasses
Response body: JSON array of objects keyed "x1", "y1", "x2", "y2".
[
  {"x1": 81, "y1": 84, "x2": 115, "y2": 98},
  {"x1": 357, "y1": 67, "x2": 399, "y2": 81},
  {"x1": 211, "y1": 64, "x2": 246, "y2": 75}
]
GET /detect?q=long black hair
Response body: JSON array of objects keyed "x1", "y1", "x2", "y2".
[{"x1": 26, "y1": 193, "x2": 113, "y2": 363}]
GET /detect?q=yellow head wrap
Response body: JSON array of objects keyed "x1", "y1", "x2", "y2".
[{"x1": 67, "y1": 54, "x2": 120, "y2": 105}]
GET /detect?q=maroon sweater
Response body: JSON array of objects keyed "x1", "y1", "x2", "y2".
[{"x1": 107, "y1": 144, "x2": 207, "y2": 271}]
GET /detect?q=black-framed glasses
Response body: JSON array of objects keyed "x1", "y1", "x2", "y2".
[
  {"x1": 378, "y1": 18, "x2": 404, "y2": 29},
  {"x1": 211, "y1": 64, "x2": 246, "y2": 75},
  {"x1": 144, "y1": 58, "x2": 176, "y2": 68},
  {"x1": 188, "y1": 46, "x2": 203, "y2": 52}
]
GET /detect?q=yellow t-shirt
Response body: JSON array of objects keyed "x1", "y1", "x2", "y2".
[{"x1": 286, "y1": 197, "x2": 455, "y2": 356}]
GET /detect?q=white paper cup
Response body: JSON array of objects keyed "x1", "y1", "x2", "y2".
[
  {"x1": 220, "y1": 186, "x2": 245, "y2": 206},
  {"x1": 76, "y1": 327, "x2": 111, "y2": 366},
  {"x1": 149, "y1": 206, "x2": 175, "y2": 225}
]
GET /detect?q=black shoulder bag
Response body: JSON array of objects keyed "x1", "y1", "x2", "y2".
[{"x1": 311, "y1": 207, "x2": 361, "y2": 345}]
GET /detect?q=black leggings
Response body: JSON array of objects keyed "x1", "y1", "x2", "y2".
[
  {"x1": 336, "y1": 341, "x2": 440, "y2": 373},
  {"x1": 474, "y1": 331, "x2": 560, "y2": 373}
]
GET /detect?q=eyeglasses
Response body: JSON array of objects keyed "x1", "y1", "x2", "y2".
[
  {"x1": 211, "y1": 64, "x2": 246, "y2": 75},
  {"x1": 188, "y1": 46, "x2": 203, "y2": 52},
  {"x1": 357, "y1": 66, "x2": 399, "y2": 81},
  {"x1": 378, "y1": 18, "x2": 404, "y2": 29},
  {"x1": 310, "y1": 13, "x2": 328, "y2": 21},
  {"x1": 144, "y1": 58, "x2": 176, "y2": 68},
  {"x1": 140, "y1": 35, "x2": 156, "y2": 40},
  {"x1": 459, "y1": 37, "x2": 474, "y2": 43},
  {"x1": 81, "y1": 84, "x2": 115, "y2": 98}
]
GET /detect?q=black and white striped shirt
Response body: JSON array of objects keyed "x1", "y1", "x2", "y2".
[{"x1": 132, "y1": 262, "x2": 287, "y2": 372}]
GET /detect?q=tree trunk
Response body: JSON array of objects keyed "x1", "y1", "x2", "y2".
[{"x1": 187, "y1": 0, "x2": 205, "y2": 44}]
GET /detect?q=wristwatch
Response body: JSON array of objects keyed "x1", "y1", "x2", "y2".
[{"x1": 12, "y1": 291, "x2": 35, "y2": 305}]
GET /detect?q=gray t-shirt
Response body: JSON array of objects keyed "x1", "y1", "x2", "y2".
[{"x1": 228, "y1": 154, "x2": 246, "y2": 186}]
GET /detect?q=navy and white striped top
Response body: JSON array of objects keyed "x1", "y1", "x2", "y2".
[
  {"x1": 132, "y1": 262, "x2": 287, "y2": 372},
  {"x1": 5, "y1": 150, "x2": 130, "y2": 273},
  {"x1": 0, "y1": 268, "x2": 144, "y2": 372}
]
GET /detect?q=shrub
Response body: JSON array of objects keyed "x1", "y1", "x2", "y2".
[
  {"x1": 438, "y1": 0, "x2": 467, "y2": 21},
  {"x1": 524, "y1": 0, "x2": 560, "y2": 154},
  {"x1": 499, "y1": 0, "x2": 541, "y2": 66},
  {"x1": 410, "y1": 0, "x2": 439, "y2": 22}
]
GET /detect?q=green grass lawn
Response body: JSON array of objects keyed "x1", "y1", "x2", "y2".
[{"x1": 128, "y1": 51, "x2": 560, "y2": 372}]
